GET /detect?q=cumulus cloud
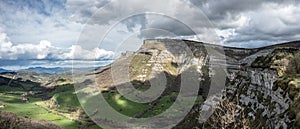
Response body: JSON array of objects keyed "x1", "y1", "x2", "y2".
[
  {"x1": 0, "y1": 0, "x2": 82, "y2": 47},
  {"x1": 0, "y1": 31, "x2": 114, "y2": 60},
  {"x1": 62, "y1": 45, "x2": 114, "y2": 60}
]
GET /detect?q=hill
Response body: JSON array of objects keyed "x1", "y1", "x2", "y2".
[
  {"x1": 74, "y1": 39, "x2": 300, "y2": 128},
  {"x1": 0, "y1": 68, "x2": 12, "y2": 73}
]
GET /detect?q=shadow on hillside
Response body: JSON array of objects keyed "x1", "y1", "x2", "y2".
[
  {"x1": 75, "y1": 65, "x2": 217, "y2": 128},
  {"x1": 0, "y1": 75, "x2": 41, "y2": 91}
]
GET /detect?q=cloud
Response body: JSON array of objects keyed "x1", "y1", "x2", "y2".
[
  {"x1": 76, "y1": 0, "x2": 300, "y2": 46},
  {"x1": 223, "y1": 3, "x2": 300, "y2": 47},
  {"x1": 0, "y1": 0, "x2": 82, "y2": 47},
  {"x1": 0, "y1": 30, "x2": 114, "y2": 60},
  {"x1": 1, "y1": 0, "x2": 300, "y2": 51},
  {"x1": 63, "y1": 45, "x2": 115, "y2": 60},
  {"x1": 73, "y1": 0, "x2": 222, "y2": 47},
  {"x1": 66, "y1": 0, "x2": 110, "y2": 23}
]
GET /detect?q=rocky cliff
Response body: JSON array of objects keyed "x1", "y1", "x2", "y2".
[{"x1": 86, "y1": 39, "x2": 300, "y2": 128}]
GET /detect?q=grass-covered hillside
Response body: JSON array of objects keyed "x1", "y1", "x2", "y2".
[{"x1": 0, "y1": 75, "x2": 100, "y2": 129}]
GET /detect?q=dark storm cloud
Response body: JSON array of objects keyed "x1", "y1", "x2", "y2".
[
  {"x1": 66, "y1": 0, "x2": 110, "y2": 23},
  {"x1": 97, "y1": 0, "x2": 300, "y2": 46},
  {"x1": 78, "y1": 0, "x2": 300, "y2": 48},
  {"x1": 137, "y1": 15, "x2": 197, "y2": 39},
  {"x1": 186, "y1": 0, "x2": 300, "y2": 47},
  {"x1": 122, "y1": 14, "x2": 147, "y2": 32},
  {"x1": 189, "y1": 0, "x2": 296, "y2": 20}
]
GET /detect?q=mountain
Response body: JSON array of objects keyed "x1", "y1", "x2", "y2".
[
  {"x1": 22, "y1": 66, "x2": 97, "y2": 74},
  {"x1": 24, "y1": 67, "x2": 68, "y2": 73},
  {"x1": 0, "y1": 68, "x2": 12, "y2": 73},
  {"x1": 74, "y1": 39, "x2": 300, "y2": 128},
  {"x1": 0, "y1": 66, "x2": 92, "y2": 88}
]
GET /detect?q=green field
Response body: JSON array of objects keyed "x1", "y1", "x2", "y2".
[
  {"x1": 102, "y1": 92, "x2": 151, "y2": 116},
  {"x1": 47, "y1": 84, "x2": 81, "y2": 112},
  {"x1": 0, "y1": 92, "x2": 78, "y2": 129},
  {"x1": 1, "y1": 82, "x2": 203, "y2": 129},
  {"x1": 0, "y1": 82, "x2": 106, "y2": 129},
  {"x1": 81, "y1": 90, "x2": 203, "y2": 118}
]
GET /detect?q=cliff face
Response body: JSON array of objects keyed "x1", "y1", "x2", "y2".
[{"x1": 91, "y1": 39, "x2": 300, "y2": 128}]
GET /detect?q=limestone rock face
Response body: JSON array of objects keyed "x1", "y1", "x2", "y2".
[
  {"x1": 139, "y1": 39, "x2": 300, "y2": 128},
  {"x1": 226, "y1": 68, "x2": 292, "y2": 128},
  {"x1": 92, "y1": 39, "x2": 300, "y2": 128}
]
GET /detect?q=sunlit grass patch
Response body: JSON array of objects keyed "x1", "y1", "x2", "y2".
[
  {"x1": 52, "y1": 91, "x2": 81, "y2": 111},
  {"x1": 102, "y1": 92, "x2": 150, "y2": 116},
  {"x1": 0, "y1": 92, "x2": 78, "y2": 129}
]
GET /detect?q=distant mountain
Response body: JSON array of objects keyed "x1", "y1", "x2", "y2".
[
  {"x1": 25, "y1": 67, "x2": 66, "y2": 73},
  {"x1": 22, "y1": 67, "x2": 97, "y2": 74},
  {"x1": 0, "y1": 68, "x2": 12, "y2": 73}
]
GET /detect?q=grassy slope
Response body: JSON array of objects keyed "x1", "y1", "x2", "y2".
[
  {"x1": 0, "y1": 91, "x2": 78, "y2": 129},
  {"x1": 81, "y1": 90, "x2": 203, "y2": 128},
  {"x1": 47, "y1": 84, "x2": 81, "y2": 112},
  {"x1": 0, "y1": 82, "x2": 109, "y2": 129},
  {"x1": 102, "y1": 92, "x2": 150, "y2": 116}
]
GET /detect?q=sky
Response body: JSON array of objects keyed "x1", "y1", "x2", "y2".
[{"x1": 0, "y1": 0, "x2": 299, "y2": 69}]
